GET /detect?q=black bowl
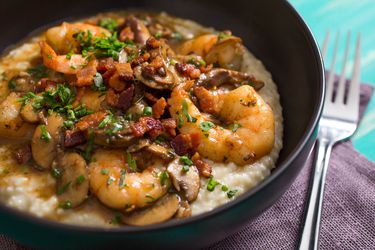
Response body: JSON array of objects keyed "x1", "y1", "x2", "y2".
[{"x1": 0, "y1": 0, "x2": 325, "y2": 249}]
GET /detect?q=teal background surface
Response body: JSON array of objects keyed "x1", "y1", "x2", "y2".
[{"x1": 290, "y1": 0, "x2": 375, "y2": 161}]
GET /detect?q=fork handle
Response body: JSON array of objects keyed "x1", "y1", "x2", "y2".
[{"x1": 298, "y1": 138, "x2": 333, "y2": 250}]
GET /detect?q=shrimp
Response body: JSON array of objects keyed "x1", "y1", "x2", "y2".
[
  {"x1": 177, "y1": 34, "x2": 244, "y2": 70},
  {"x1": 89, "y1": 149, "x2": 169, "y2": 211},
  {"x1": 45, "y1": 22, "x2": 110, "y2": 54},
  {"x1": 168, "y1": 85, "x2": 275, "y2": 165}
]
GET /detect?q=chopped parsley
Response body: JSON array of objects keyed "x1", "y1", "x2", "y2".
[
  {"x1": 39, "y1": 125, "x2": 51, "y2": 142},
  {"x1": 126, "y1": 152, "x2": 138, "y2": 171},
  {"x1": 56, "y1": 181, "x2": 71, "y2": 195},
  {"x1": 145, "y1": 194, "x2": 156, "y2": 202},
  {"x1": 51, "y1": 168, "x2": 62, "y2": 179},
  {"x1": 63, "y1": 120, "x2": 74, "y2": 129},
  {"x1": 83, "y1": 130, "x2": 95, "y2": 161},
  {"x1": 155, "y1": 135, "x2": 165, "y2": 145},
  {"x1": 99, "y1": 18, "x2": 118, "y2": 33},
  {"x1": 74, "y1": 31, "x2": 126, "y2": 60},
  {"x1": 101, "y1": 169, "x2": 109, "y2": 175},
  {"x1": 217, "y1": 32, "x2": 232, "y2": 41},
  {"x1": 143, "y1": 106, "x2": 153, "y2": 116},
  {"x1": 177, "y1": 113, "x2": 184, "y2": 128},
  {"x1": 207, "y1": 177, "x2": 219, "y2": 192},
  {"x1": 75, "y1": 175, "x2": 86, "y2": 185},
  {"x1": 180, "y1": 156, "x2": 193, "y2": 166},
  {"x1": 182, "y1": 165, "x2": 190, "y2": 173},
  {"x1": 159, "y1": 171, "x2": 169, "y2": 186},
  {"x1": 59, "y1": 200, "x2": 72, "y2": 209},
  {"x1": 119, "y1": 169, "x2": 126, "y2": 189},
  {"x1": 7, "y1": 79, "x2": 16, "y2": 90},
  {"x1": 66, "y1": 51, "x2": 74, "y2": 60},
  {"x1": 227, "y1": 189, "x2": 238, "y2": 198},
  {"x1": 182, "y1": 100, "x2": 197, "y2": 123},
  {"x1": 107, "y1": 176, "x2": 115, "y2": 186},
  {"x1": 221, "y1": 185, "x2": 229, "y2": 192},
  {"x1": 99, "y1": 113, "x2": 113, "y2": 129},
  {"x1": 155, "y1": 31, "x2": 162, "y2": 39},
  {"x1": 109, "y1": 214, "x2": 122, "y2": 225},
  {"x1": 200, "y1": 121, "x2": 215, "y2": 132},
  {"x1": 27, "y1": 65, "x2": 48, "y2": 80}
]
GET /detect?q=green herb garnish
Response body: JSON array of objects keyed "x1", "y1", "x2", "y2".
[
  {"x1": 126, "y1": 152, "x2": 138, "y2": 171},
  {"x1": 182, "y1": 100, "x2": 197, "y2": 123},
  {"x1": 119, "y1": 169, "x2": 126, "y2": 189},
  {"x1": 143, "y1": 106, "x2": 153, "y2": 116},
  {"x1": 59, "y1": 200, "x2": 72, "y2": 209},
  {"x1": 207, "y1": 177, "x2": 219, "y2": 192},
  {"x1": 101, "y1": 169, "x2": 109, "y2": 175},
  {"x1": 92, "y1": 72, "x2": 106, "y2": 91},
  {"x1": 107, "y1": 176, "x2": 115, "y2": 186},
  {"x1": 51, "y1": 168, "x2": 62, "y2": 179},
  {"x1": 8, "y1": 79, "x2": 16, "y2": 89},
  {"x1": 39, "y1": 125, "x2": 51, "y2": 142},
  {"x1": 75, "y1": 175, "x2": 86, "y2": 185},
  {"x1": 200, "y1": 121, "x2": 215, "y2": 132},
  {"x1": 99, "y1": 18, "x2": 118, "y2": 33},
  {"x1": 56, "y1": 181, "x2": 71, "y2": 195},
  {"x1": 228, "y1": 123, "x2": 241, "y2": 132},
  {"x1": 227, "y1": 189, "x2": 238, "y2": 198},
  {"x1": 27, "y1": 65, "x2": 48, "y2": 80},
  {"x1": 83, "y1": 130, "x2": 94, "y2": 161},
  {"x1": 159, "y1": 171, "x2": 169, "y2": 186},
  {"x1": 221, "y1": 185, "x2": 229, "y2": 192}
]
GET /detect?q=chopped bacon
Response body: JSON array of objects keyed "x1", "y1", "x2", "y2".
[
  {"x1": 76, "y1": 60, "x2": 98, "y2": 87},
  {"x1": 108, "y1": 63, "x2": 133, "y2": 92},
  {"x1": 149, "y1": 56, "x2": 164, "y2": 69},
  {"x1": 152, "y1": 97, "x2": 167, "y2": 119},
  {"x1": 161, "y1": 118, "x2": 177, "y2": 137},
  {"x1": 131, "y1": 117, "x2": 164, "y2": 140},
  {"x1": 144, "y1": 92, "x2": 159, "y2": 103},
  {"x1": 191, "y1": 152, "x2": 212, "y2": 178},
  {"x1": 146, "y1": 37, "x2": 161, "y2": 50},
  {"x1": 199, "y1": 63, "x2": 213, "y2": 73},
  {"x1": 116, "y1": 85, "x2": 135, "y2": 111},
  {"x1": 75, "y1": 111, "x2": 107, "y2": 131},
  {"x1": 175, "y1": 62, "x2": 201, "y2": 79},
  {"x1": 130, "y1": 52, "x2": 150, "y2": 68},
  {"x1": 64, "y1": 130, "x2": 87, "y2": 148},
  {"x1": 193, "y1": 86, "x2": 216, "y2": 113},
  {"x1": 97, "y1": 58, "x2": 115, "y2": 73},
  {"x1": 35, "y1": 78, "x2": 57, "y2": 93},
  {"x1": 119, "y1": 26, "x2": 135, "y2": 42},
  {"x1": 14, "y1": 145, "x2": 31, "y2": 164},
  {"x1": 171, "y1": 133, "x2": 201, "y2": 156},
  {"x1": 106, "y1": 88, "x2": 119, "y2": 107}
]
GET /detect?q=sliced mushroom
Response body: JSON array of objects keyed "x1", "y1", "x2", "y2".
[
  {"x1": 31, "y1": 113, "x2": 64, "y2": 169},
  {"x1": 55, "y1": 152, "x2": 89, "y2": 208},
  {"x1": 125, "y1": 16, "x2": 151, "y2": 45},
  {"x1": 133, "y1": 64, "x2": 179, "y2": 90},
  {"x1": 0, "y1": 92, "x2": 35, "y2": 141},
  {"x1": 79, "y1": 89, "x2": 106, "y2": 112},
  {"x1": 175, "y1": 200, "x2": 192, "y2": 219},
  {"x1": 197, "y1": 68, "x2": 264, "y2": 91},
  {"x1": 146, "y1": 143, "x2": 175, "y2": 161},
  {"x1": 93, "y1": 132, "x2": 136, "y2": 148},
  {"x1": 205, "y1": 36, "x2": 244, "y2": 71},
  {"x1": 126, "y1": 138, "x2": 151, "y2": 153},
  {"x1": 20, "y1": 101, "x2": 39, "y2": 123},
  {"x1": 122, "y1": 194, "x2": 180, "y2": 226},
  {"x1": 167, "y1": 157, "x2": 200, "y2": 202},
  {"x1": 9, "y1": 72, "x2": 35, "y2": 93}
]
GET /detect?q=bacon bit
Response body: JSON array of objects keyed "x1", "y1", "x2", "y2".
[
  {"x1": 76, "y1": 60, "x2": 98, "y2": 87},
  {"x1": 191, "y1": 152, "x2": 212, "y2": 178},
  {"x1": 171, "y1": 133, "x2": 201, "y2": 156},
  {"x1": 106, "y1": 88, "x2": 119, "y2": 107},
  {"x1": 97, "y1": 57, "x2": 115, "y2": 73},
  {"x1": 142, "y1": 65, "x2": 156, "y2": 79},
  {"x1": 75, "y1": 111, "x2": 107, "y2": 131},
  {"x1": 175, "y1": 62, "x2": 201, "y2": 79},
  {"x1": 131, "y1": 117, "x2": 164, "y2": 139},
  {"x1": 144, "y1": 92, "x2": 159, "y2": 103},
  {"x1": 108, "y1": 63, "x2": 133, "y2": 92},
  {"x1": 199, "y1": 63, "x2": 213, "y2": 73},
  {"x1": 14, "y1": 145, "x2": 31, "y2": 164},
  {"x1": 34, "y1": 78, "x2": 57, "y2": 93},
  {"x1": 146, "y1": 37, "x2": 161, "y2": 50},
  {"x1": 149, "y1": 56, "x2": 164, "y2": 69},
  {"x1": 119, "y1": 26, "x2": 134, "y2": 42},
  {"x1": 72, "y1": 87, "x2": 86, "y2": 108},
  {"x1": 161, "y1": 118, "x2": 177, "y2": 137},
  {"x1": 193, "y1": 86, "x2": 216, "y2": 113},
  {"x1": 152, "y1": 97, "x2": 167, "y2": 119},
  {"x1": 130, "y1": 52, "x2": 150, "y2": 68},
  {"x1": 64, "y1": 130, "x2": 87, "y2": 148},
  {"x1": 116, "y1": 85, "x2": 135, "y2": 111}
]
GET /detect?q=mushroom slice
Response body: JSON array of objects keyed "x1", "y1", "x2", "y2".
[
  {"x1": 31, "y1": 113, "x2": 63, "y2": 169},
  {"x1": 133, "y1": 65, "x2": 179, "y2": 90},
  {"x1": 0, "y1": 92, "x2": 35, "y2": 141},
  {"x1": 167, "y1": 157, "x2": 200, "y2": 202},
  {"x1": 93, "y1": 132, "x2": 137, "y2": 148},
  {"x1": 146, "y1": 144, "x2": 175, "y2": 161},
  {"x1": 197, "y1": 68, "x2": 264, "y2": 91},
  {"x1": 55, "y1": 152, "x2": 89, "y2": 208},
  {"x1": 125, "y1": 16, "x2": 151, "y2": 45},
  {"x1": 20, "y1": 101, "x2": 39, "y2": 123},
  {"x1": 122, "y1": 194, "x2": 180, "y2": 226}
]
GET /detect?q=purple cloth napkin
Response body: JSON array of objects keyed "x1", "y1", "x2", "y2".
[{"x1": 1, "y1": 85, "x2": 374, "y2": 250}]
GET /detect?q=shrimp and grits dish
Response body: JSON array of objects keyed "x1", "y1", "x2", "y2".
[{"x1": 0, "y1": 12, "x2": 282, "y2": 227}]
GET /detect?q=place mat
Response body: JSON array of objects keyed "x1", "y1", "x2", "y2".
[
  {"x1": 1, "y1": 85, "x2": 374, "y2": 250},
  {"x1": 206, "y1": 84, "x2": 374, "y2": 250}
]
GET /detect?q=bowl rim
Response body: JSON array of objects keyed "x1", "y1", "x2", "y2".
[{"x1": 0, "y1": 0, "x2": 325, "y2": 235}]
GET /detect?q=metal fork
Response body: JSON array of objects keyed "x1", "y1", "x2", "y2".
[{"x1": 297, "y1": 32, "x2": 361, "y2": 250}]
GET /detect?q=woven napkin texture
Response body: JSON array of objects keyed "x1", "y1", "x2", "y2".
[{"x1": 1, "y1": 85, "x2": 374, "y2": 250}]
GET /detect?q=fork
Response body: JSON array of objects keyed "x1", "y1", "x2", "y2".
[{"x1": 297, "y1": 32, "x2": 361, "y2": 250}]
